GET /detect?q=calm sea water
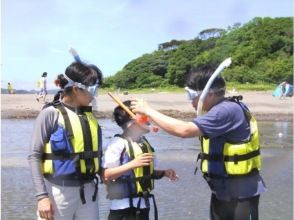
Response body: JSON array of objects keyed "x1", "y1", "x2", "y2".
[{"x1": 1, "y1": 119, "x2": 293, "y2": 220}]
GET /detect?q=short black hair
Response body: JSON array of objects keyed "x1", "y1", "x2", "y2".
[
  {"x1": 113, "y1": 100, "x2": 132, "y2": 127},
  {"x1": 186, "y1": 66, "x2": 226, "y2": 95}
]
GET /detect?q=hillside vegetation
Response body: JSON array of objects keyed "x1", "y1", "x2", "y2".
[{"x1": 103, "y1": 17, "x2": 293, "y2": 89}]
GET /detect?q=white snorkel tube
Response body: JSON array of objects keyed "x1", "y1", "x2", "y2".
[{"x1": 196, "y1": 57, "x2": 232, "y2": 116}]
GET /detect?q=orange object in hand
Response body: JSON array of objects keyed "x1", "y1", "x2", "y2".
[
  {"x1": 136, "y1": 114, "x2": 159, "y2": 133},
  {"x1": 108, "y1": 92, "x2": 159, "y2": 132},
  {"x1": 136, "y1": 114, "x2": 150, "y2": 124}
]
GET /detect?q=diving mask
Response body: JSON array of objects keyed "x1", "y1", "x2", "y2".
[
  {"x1": 185, "y1": 87, "x2": 202, "y2": 100},
  {"x1": 64, "y1": 74, "x2": 99, "y2": 97}
]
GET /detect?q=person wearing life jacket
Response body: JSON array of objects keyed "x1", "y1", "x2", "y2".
[
  {"x1": 36, "y1": 72, "x2": 48, "y2": 103},
  {"x1": 130, "y1": 66, "x2": 266, "y2": 220},
  {"x1": 102, "y1": 100, "x2": 178, "y2": 220},
  {"x1": 28, "y1": 62, "x2": 103, "y2": 220},
  {"x1": 7, "y1": 82, "x2": 14, "y2": 94}
]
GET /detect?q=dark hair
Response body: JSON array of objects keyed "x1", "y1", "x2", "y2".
[
  {"x1": 186, "y1": 66, "x2": 226, "y2": 96},
  {"x1": 88, "y1": 64, "x2": 103, "y2": 86},
  {"x1": 54, "y1": 74, "x2": 68, "y2": 89},
  {"x1": 65, "y1": 62, "x2": 102, "y2": 87},
  {"x1": 113, "y1": 100, "x2": 132, "y2": 127},
  {"x1": 42, "y1": 72, "x2": 47, "y2": 77},
  {"x1": 53, "y1": 62, "x2": 103, "y2": 100}
]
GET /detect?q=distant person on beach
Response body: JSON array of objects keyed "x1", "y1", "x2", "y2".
[
  {"x1": 28, "y1": 62, "x2": 103, "y2": 220},
  {"x1": 102, "y1": 100, "x2": 178, "y2": 220},
  {"x1": 36, "y1": 72, "x2": 48, "y2": 103},
  {"x1": 7, "y1": 82, "x2": 14, "y2": 94},
  {"x1": 279, "y1": 81, "x2": 287, "y2": 99},
  {"x1": 131, "y1": 66, "x2": 266, "y2": 220}
]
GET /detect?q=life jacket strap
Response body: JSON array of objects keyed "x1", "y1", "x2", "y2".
[
  {"x1": 79, "y1": 184, "x2": 86, "y2": 204},
  {"x1": 65, "y1": 175, "x2": 98, "y2": 205},
  {"x1": 44, "y1": 173, "x2": 95, "y2": 182},
  {"x1": 224, "y1": 149, "x2": 260, "y2": 164},
  {"x1": 92, "y1": 176, "x2": 99, "y2": 202},
  {"x1": 135, "y1": 192, "x2": 158, "y2": 220},
  {"x1": 79, "y1": 175, "x2": 99, "y2": 204},
  {"x1": 42, "y1": 151, "x2": 99, "y2": 161},
  {"x1": 150, "y1": 194, "x2": 158, "y2": 220},
  {"x1": 56, "y1": 104, "x2": 74, "y2": 139},
  {"x1": 204, "y1": 168, "x2": 260, "y2": 179},
  {"x1": 77, "y1": 112, "x2": 95, "y2": 175},
  {"x1": 116, "y1": 175, "x2": 153, "y2": 184},
  {"x1": 194, "y1": 153, "x2": 201, "y2": 175},
  {"x1": 199, "y1": 149, "x2": 260, "y2": 164},
  {"x1": 199, "y1": 153, "x2": 223, "y2": 161}
]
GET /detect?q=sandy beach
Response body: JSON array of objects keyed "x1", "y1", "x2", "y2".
[{"x1": 1, "y1": 91, "x2": 293, "y2": 121}]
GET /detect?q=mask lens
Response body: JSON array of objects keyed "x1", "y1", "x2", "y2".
[
  {"x1": 185, "y1": 87, "x2": 200, "y2": 100},
  {"x1": 87, "y1": 85, "x2": 99, "y2": 97}
]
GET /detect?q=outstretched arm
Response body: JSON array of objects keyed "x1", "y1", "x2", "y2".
[{"x1": 131, "y1": 98, "x2": 203, "y2": 138}]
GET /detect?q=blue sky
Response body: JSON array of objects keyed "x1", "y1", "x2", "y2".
[{"x1": 1, "y1": 0, "x2": 293, "y2": 90}]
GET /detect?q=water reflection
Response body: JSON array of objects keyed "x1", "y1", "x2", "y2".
[
  {"x1": 258, "y1": 121, "x2": 293, "y2": 148},
  {"x1": 1, "y1": 119, "x2": 293, "y2": 220},
  {"x1": 1, "y1": 119, "x2": 293, "y2": 156}
]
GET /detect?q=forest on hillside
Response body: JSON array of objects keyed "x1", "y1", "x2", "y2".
[{"x1": 103, "y1": 17, "x2": 293, "y2": 89}]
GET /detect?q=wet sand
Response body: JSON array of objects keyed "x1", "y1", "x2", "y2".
[
  {"x1": 1, "y1": 148, "x2": 293, "y2": 220},
  {"x1": 1, "y1": 118, "x2": 293, "y2": 219},
  {"x1": 1, "y1": 91, "x2": 293, "y2": 121}
]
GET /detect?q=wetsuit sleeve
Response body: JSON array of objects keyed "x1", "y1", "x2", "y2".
[
  {"x1": 27, "y1": 106, "x2": 59, "y2": 200},
  {"x1": 152, "y1": 170, "x2": 165, "y2": 179}
]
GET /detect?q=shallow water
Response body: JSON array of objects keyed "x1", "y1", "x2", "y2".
[{"x1": 1, "y1": 119, "x2": 293, "y2": 219}]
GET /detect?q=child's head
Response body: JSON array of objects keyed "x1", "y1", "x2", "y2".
[
  {"x1": 113, "y1": 100, "x2": 149, "y2": 135},
  {"x1": 113, "y1": 100, "x2": 133, "y2": 127},
  {"x1": 54, "y1": 62, "x2": 103, "y2": 106}
]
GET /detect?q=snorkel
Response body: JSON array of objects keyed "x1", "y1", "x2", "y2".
[
  {"x1": 69, "y1": 47, "x2": 82, "y2": 63},
  {"x1": 69, "y1": 47, "x2": 100, "y2": 109},
  {"x1": 196, "y1": 58, "x2": 232, "y2": 116}
]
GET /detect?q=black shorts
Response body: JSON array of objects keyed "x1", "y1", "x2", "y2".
[
  {"x1": 108, "y1": 208, "x2": 150, "y2": 220},
  {"x1": 210, "y1": 193, "x2": 260, "y2": 220}
]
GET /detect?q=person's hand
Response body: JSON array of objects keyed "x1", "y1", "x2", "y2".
[
  {"x1": 38, "y1": 197, "x2": 54, "y2": 220},
  {"x1": 164, "y1": 169, "x2": 179, "y2": 181},
  {"x1": 130, "y1": 153, "x2": 153, "y2": 169},
  {"x1": 131, "y1": 98, "x2": 151, "y2": 115}
]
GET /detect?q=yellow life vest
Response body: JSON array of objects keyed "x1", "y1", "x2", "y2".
[
  {"x1": 200, "y1": 100, "x2": 262, "y2": 177},
  {"x1": 107, "y1": 135, "x2": 155, "y2": 199},
  {"x1": 125, "y1": 136, "x2": 155, "y2": 194},
  {"x1": 106, "y1": 135, "x2": 159, "y2": 219},
  {"x1": 7, "y1": 84, "x2": 13, "y2": 91},
  {"x1": 42, "y1": 104, "x2": 100, "y2": 178},
  {"x1": 37, "y1": 79, "x2": 44, "y2": 88}
]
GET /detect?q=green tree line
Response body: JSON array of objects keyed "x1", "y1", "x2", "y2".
[{"x1": 103, "y1": 17, "x2": 293, "y2": 89}]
